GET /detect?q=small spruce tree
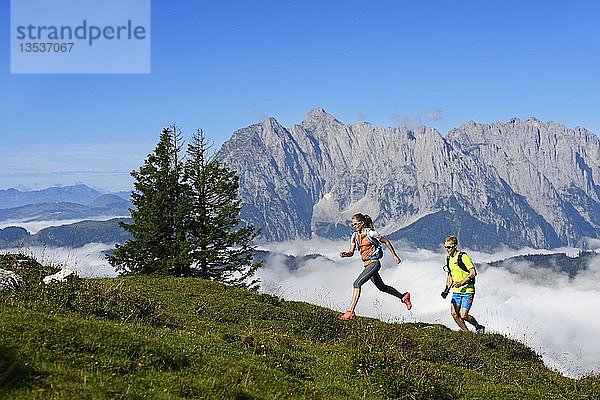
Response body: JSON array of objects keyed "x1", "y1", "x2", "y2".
[
  {"x1": 183, "y1": 129, "x2": 261, "y2": 287},
  {"x1": 107, "y1": 124, "x2": 190, "y2": 276}
]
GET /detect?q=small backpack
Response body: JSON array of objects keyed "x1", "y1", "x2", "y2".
[
  {"x1": 445, "y1": 251, "x2": 475, "y2": 284},
  {"x1": 353, "y1": 230, "x2": 384, "y2": 261}
]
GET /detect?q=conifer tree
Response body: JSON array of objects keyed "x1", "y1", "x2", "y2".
[
  {"x1": 108, "y1": 125, "x2": 260, "y2": 287},
  {"x1": 183, "y1": 129, "x2": 261, "y2": 287},
  {"x1": 108, "y1": 124, "x2": 190, "y2": 275}
]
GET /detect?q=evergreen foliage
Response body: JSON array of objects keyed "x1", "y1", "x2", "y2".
[
  {"x1": 107, "y1": 125, "x2": 260, "y2": 287},
  {"x1": 183, "y1": 129, "x2": 260, "y2": 286}
]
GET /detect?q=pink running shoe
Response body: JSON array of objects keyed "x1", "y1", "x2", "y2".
[
  {"x1": 339, "y1": 310, "x2": 356, "y2": 320},
  {"x1": 401, "y1": 292, "x2": 412, "y2": 310}
]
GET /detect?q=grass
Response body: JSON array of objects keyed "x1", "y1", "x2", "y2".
[{"x1": 1, "y1": 253, "x2": 599, "y2": 399}]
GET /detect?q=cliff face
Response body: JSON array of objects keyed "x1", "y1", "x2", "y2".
[
  {"x1": 448, "y1": 118, "x2": 600, "y2": 246},
  {"x1": 217, "y1": 109, "x2": 600, "y2": 250}
]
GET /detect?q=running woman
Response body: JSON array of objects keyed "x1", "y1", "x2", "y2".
[{"x1": 338, "y1": 213, "x2": 411, "y2": 320}]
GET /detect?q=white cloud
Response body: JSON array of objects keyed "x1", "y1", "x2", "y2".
[
  {"x1": 355, "y1": 112, "x2": 368, "y2": 122},
  {"x1": 424, "y1": 107, "x2": 443, "y2": 122},
  {"x1": 391, "y1": 114, "x2": 423, "y2": 130}
]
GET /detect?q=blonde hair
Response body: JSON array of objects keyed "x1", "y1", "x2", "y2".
[{"x1": 445, "y1": 235, "x2": 458, "y2": 246}]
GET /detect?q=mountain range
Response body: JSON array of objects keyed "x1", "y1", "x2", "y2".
[
  {"x1": 216, "y1": 108, "x2": 600, "y2": 250},
  {"x1": 0, "y1": 188, "x2": 132, "y2": 224},
  {"x1": 3, "y1": 110, "x2": 599, "y2": 251},
  {"x1": 0, "y1": 184, "x2": 130, "y2": 209}
]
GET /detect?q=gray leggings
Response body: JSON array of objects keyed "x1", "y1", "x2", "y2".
[{"x1": 353, "y1": 260, "x2": 405, "y2": 299}]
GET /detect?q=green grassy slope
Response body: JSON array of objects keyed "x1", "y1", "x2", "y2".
[{"x1": 1, "y1": 254, "x2": 599, "y2": 399}]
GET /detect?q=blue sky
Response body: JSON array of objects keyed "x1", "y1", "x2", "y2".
[{"x1": 1, "y1": 0, "x2": 599, "y2": 191}]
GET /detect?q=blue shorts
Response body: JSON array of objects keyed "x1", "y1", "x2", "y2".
[{"x1": 451, "y1": 292, "x2": 475, "y2": 310}]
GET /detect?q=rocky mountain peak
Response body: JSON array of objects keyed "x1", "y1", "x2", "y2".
[
  {"x1": 302, "y1": 107, "x2": 343, "y2": 130},
  {"x1": 525, "y1": 116, "x2": 543, "y2": 125},
  {"x1": 262, "y1": 116, "x2": 284, "y2": 130},
  {"x1": 305, "y1": 107, "x2": 331, "y2": 120}
]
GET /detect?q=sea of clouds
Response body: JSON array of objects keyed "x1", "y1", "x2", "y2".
[{"x1": 2, "y1": 238, "x2": 598, "y2": 378}]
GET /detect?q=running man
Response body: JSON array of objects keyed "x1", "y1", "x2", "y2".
[{"x1": 442, "y1": 235, "x2": 485, "y2": 334}]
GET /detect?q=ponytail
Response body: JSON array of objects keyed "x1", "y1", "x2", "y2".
[{"x1": 364, "y1": 214, "x2": 374, "y2": 229}]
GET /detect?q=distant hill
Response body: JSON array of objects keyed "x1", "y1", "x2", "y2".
[
  {"x1": 0, "y1": 218, "x2": 132, "y2": 248},
  {"x1": 0, "y1": 226, "x2": 29, "y2": 247},
  {"x1": 253, "y1": 250, "x2": 330, "y2": 270},
  {"x1": 0, "y1": 184, "x2": 104, "y2": 208},
  {"x1": 88, "y1": 194, "x2": 128, "y2": 208},
  {"x1": 0, "y1": 197, "x2": 132, "y2": 224},
  {"x1": 482, "y1": 251, "x2": 598, "y2": 279},
  {"x1": 112, "y1": 191, "x2": 133, "y2": 201}
]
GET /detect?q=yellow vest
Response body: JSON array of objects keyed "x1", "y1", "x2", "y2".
[{"x1": 448, "y1": 252, "x2": 475, "y2": 294}]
